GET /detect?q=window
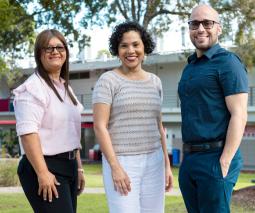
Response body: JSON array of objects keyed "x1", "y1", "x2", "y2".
[{"x1": 70, "y1": 72, "x2": 90, "y2": 79}]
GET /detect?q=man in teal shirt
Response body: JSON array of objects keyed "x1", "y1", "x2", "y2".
[{"x1": 178, "y1": 4, "x2": 248, "y2": 213}]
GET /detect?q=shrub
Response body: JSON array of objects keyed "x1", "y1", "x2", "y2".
[{"x1": 0, "y1": 159, "x2": 20, "y2": 186}]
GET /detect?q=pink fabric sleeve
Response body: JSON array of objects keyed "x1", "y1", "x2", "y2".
[{"x1": 13, "y1": 79, "x2": 48, "y2": 136}]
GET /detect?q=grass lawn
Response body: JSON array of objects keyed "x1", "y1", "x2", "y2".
[
  {"x1": 83, "y1": 163, "x2": 255, "y2": 190},
  {"x1": 0, "y1": 194, "x2": 254, "y2": 213},
  {"x1": 0, "y1": 163, "x2": 254, "y2": 212},
  {"x1": 83, "y1": 163, "x2": 182, "y2": 188},
  {"x1": 234, "y1": 171, "x2": 255, "y2": 190},
  {"x1": 83, "y1": 163, "x2": 104, "y2": 187}
]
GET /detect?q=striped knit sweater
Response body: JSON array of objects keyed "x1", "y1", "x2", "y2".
[{"x1": 92, "y1": 71, "x2": 163, "y2": 155}]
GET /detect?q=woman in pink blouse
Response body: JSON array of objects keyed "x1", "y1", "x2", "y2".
[{"x1": 13, "y1": 29, "x2": 85, "y2": 213}]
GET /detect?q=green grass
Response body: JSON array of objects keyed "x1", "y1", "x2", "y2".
[
  {"x1": 0, "y1": 194, "x2": 30, "y2": 213},
  {"x1": 1, "y1": 160, "x2": 253, "y2": 189},
  {"x1": 165, "y1": 196, "x2": 255, "y2": 213},
  {"x1": 83, "y1": 164, "x2": 182, "y2": 188},
  {"x1": 83, "y1": 163, "x2": 104, "y2": 187},
  {"x1": 0, "y1": 162, "x2": 254, "y2": 212},
  {"x1": 235, "y1": 171, "x2": 255, "y2": 190},
  {"x1": 83, "y1": 163, "x2": 255, "y2": 190},
  {"x1": 0, "y1": 194, "x2": 254, "y2": 213}
]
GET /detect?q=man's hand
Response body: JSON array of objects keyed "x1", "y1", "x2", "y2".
[{"x1": 219, "y1": 158, "x2": 231, "y2": 178}]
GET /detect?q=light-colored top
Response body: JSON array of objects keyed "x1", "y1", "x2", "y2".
[
  {"x1": 92, "y1": 71, "x2": 163, "y2": 155},
  {"x1": 13, "y1": 73, "x2": 83, "y2": 155}
]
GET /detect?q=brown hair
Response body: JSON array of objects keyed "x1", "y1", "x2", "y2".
[{"x1": 34, "y1": 29, "x2": 77, "y2": 105}]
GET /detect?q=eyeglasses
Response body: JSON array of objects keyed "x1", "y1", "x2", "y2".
[
  {"x1": 188, "y1": 19, "x2": 219, "y2": 30},
  {"x1": 43, "y1": 45, "x2": 66, "y2": 53}
]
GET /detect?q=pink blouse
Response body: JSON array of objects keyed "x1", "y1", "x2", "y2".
[{"x1": 13, "y1": 73, "x2": 83, "y2": 155}]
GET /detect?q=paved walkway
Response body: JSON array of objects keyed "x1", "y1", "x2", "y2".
[{"x1": 0, "y1": 187, "x2": 181, "y2": 196}]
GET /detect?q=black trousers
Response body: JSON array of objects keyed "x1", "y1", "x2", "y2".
[{"x1": 18, "y1": 156, "x2": 78, "y2": 213}]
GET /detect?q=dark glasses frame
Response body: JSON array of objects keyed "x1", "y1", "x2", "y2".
[
  {"x1": 43, "y1": 45, "x2": 66, "y2": 53},
  {"x1": 188, "y1": 19, "x2": 219, "y2": 30}
]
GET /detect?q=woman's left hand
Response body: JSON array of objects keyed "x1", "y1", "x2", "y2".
[
  {"x1": 165, "y1": 165, "x2": 174, "y2": 192},
  {"x1": 77, "y1": 169, "x2": 85, "y2": 195}
]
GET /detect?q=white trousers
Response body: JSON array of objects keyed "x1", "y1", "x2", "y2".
[{"x1": 102, "y1": 148, "x2": 165, "y2": 213}]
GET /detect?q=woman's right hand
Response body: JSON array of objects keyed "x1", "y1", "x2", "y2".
[
  {"x1": 111, "y1": 164, "x2": 131, "y2": 196},
  {"x1": 37, "y1": 171, "x2": 60, "y2": 202}
]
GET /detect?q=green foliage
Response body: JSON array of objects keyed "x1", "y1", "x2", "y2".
[
  {"x1": 0, "y1": 0, "x2": 35, "y2": 57},
  {"x1": 104, "y1": 0, "x2": 255, "y2": 67},
  {"x1": 0, "y1": 0, "x2": 255, "y2": 76},
  {"x1": 0, "y1": 56, "x2": 23, "y2": 90},
  {"x1": 235, "y1": 39, "x2": 255, "y2": 70},
  {"x1": 0, "y1": 0, "x2": 14, "y2": 31},
  {"x1": 105, "y1": 0, "x2": 192, "y2": 35},
  {"x1": 31, "y1": 0, "x2": 107, "y2": 48},
  {"x1": 0, "y1": 130, "x2": 19, "y2": 158},
  {"x1": 0, "y1": 58, "x2": 9, "y2": 78},
  {"x1": 0, "y1": 0, "x2": 106, "y2": 84},
  {"x1": 0, "y1": 160, "x2": 19, "y2": 186},
  {"x1": 97, "y1": 49, "x2": 112, "y2": 59},
  {"x1": 0, "y1": 0, "x2": 34, "y2": 86}
]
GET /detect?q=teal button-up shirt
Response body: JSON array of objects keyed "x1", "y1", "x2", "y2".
[{"x1": 178, "y1": 44, "x2": 248, "y2": 143}]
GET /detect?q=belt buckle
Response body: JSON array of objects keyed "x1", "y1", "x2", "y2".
[
  {"x1": 203, "y1": 144, "x2": 210, "y2": 150},
  {"x1": 68, "y1": 150, "x2": 76, "y2": 160}
]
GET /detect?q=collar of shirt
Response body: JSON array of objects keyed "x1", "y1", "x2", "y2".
[{"x1": 188, "y1": 43, "x2": 222, "y2": 63}]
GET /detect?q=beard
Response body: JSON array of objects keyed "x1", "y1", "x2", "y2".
[{"x1": 191, "y1": 38, "x2": 218, "y2": 52}]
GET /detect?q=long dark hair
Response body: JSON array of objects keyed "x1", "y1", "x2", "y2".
[{"x1": 34, "y1": 29, "x2": 77, "y2": 105}]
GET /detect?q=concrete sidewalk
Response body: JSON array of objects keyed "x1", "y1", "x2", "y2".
[{"x1": 0, "y1": 186, "x2": 181, "y2": 196}]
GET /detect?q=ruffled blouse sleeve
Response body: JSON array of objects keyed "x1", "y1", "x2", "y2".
[{"x1": 13, "y1": 74, "x2": 49, "y2": 136}]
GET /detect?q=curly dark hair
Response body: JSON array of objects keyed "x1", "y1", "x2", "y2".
[{"x1": 109, "y1": 21, "x2": 155, "y2": 56}]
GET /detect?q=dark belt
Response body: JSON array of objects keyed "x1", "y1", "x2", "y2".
[
  {"x1": 183, "y1": 140, "x2": 224, "y2": 153},
  {"x1": 44, "y1": 149, "x2": 77, "y2": 160}
]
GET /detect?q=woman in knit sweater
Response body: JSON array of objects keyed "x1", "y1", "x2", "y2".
[{"x1": 93, "y1": 21, "x2": 173, "y2": 213}]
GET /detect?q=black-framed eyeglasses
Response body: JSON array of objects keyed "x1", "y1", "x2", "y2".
[
  {"x1": 43, "y1": 45, "x2": 66, "y2": 53},
  {"x1": 188, "y1": 19, "x2": 219, "y2": 30}
]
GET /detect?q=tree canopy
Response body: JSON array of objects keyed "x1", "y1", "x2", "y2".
[
  {"x1": 0, "y1": 0, "x2": 255, "y2": 84},
  {"x1": 0, "y1": 0, "x2": 34, "y2": 87},
  {"x1": 0, "y1": 0, "x2": 106, "y2": 86},
  {"x1": 104, "y1": 0, "x2": 255, "y2": 68}
]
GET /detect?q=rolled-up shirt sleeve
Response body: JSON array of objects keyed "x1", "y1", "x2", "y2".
[{"x1": 14, "y1": 89, "x2": 46, "y2": 136}]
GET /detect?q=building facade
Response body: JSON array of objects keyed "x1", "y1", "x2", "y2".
[{"x1": 1, "y1": 52, "x2": 255, "y2": 169}]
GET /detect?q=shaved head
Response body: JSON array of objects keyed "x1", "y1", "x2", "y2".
[
  {"x1": 190, "y1": 4, "x2": 220, "y2": 23},
  {"x1": 189, "y1": 4, "x2": 222, "y2": 57}
]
